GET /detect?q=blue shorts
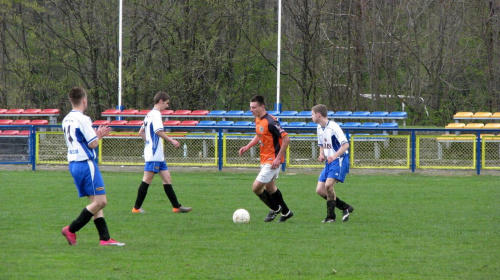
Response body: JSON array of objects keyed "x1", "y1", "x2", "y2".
[
  {"x1": 144, "y1": 161, "x2": 168, "y2": 173},
  {"x1": 318, "y1": 156, "x2": 349, "y2": 183},
  {"x1": 69, "y1": 160, "x2": 106, "y2": 197}
]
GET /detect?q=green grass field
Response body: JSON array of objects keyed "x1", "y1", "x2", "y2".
[{"x1": 1, "y1": 169, "x2": 499, "y2": 279}]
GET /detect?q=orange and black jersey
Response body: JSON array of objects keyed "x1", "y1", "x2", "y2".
[{"x1": 255, "y1": 113, "x2": 288, "y2": 164}]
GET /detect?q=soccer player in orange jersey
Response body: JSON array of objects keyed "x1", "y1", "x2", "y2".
[{"x1": 239, "y1": 95, "x2": 293, "y2": 222}]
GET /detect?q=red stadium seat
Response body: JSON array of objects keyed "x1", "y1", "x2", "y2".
[
  {"x1": 22, "y1": 109, "x2": 42, "y2": 114},
  {"x1": 93, "y1": 120, "x2": 110, "y2": 126},
  {"x1": 0, "y1": 109, "x2": 7, "y2": 114},
  {"x1": 161, "y1": 110, "x2": 174, "y2": 115},
  {"x1": 138, "y1": 110, "x2": 151, "y2": 115},
  {"x1": 0, "y1": 119, "x2": 14, "y2": 125},
  {"x1": 40, "y1": 109, "x2": 60, "y2": 114},
  {"x1": 164, "y1": 120, "x2": 181, "y2": 126},
  {"x1": 31, "y1": 119, "x2": 49, "y2": 125},
  {"x1": 190, "y1": 110, "x2": 209, "y2": 115},
  {"x1": 172, "y1": 110, "x2": 192, "y2": 115},
  {"x1": 180, "y1": 120, "x2": 199, "y2": 126},
  {"x1": 127, "y1": 120, "x2": 144, "y2": 126},
  {"x1": 13, "y1": 119, "x2": 31, "y2": 125},
  {"x1": 19, "y1": 130, "x2": 30, "y2": 135},
  {"x1": 6, "y1": 109, "x2": 24, "y2": 114},
  {"x1": 102, "y1": 109, "x2": 121, "y2": 115},
  {"x1": 120, "y1": 109, "x2": 139, "y2": 115},
  {"x1": 109, "y1": 120, "x2": 128, "y2": 125},
  {"x1": 1, "y1": 130, "x2": 20, "y2": 135}
]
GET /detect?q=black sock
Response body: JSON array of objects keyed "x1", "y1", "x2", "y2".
[
  {"x1": 134, "y1": 181, "x2": 150, "y2": 209},
  {"x1": 257, "y1": 190, "x2": 279, "y2": 211},
  {"x1": 164, "y1": 184, "x2": 181, "y2": 208},
  {"x1": 327, "y1": 200, "x2": 336, "y2": 219},
  {"x1": 69, "y1": 207, "x2": 94, "y2": 233},
  {"x1": 335, "y1": 197, "x2": 349, "y2": 210},
  {"x1": 270, "y1": 189, "x2": 290, "y2": 215},
  {"x1": 94, "y1": 217, "x2": 110, "y2": 241}
]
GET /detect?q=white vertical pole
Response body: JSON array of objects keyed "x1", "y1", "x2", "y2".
[
  {"x1": 276, "y1": 0, "x2": 282, "y2": 111},
  {"x1": 118, "y1": 0, "x2": 123, "y2": 109}
]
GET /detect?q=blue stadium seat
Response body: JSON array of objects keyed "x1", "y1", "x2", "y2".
[
  {"x1": 280, "y1": 111, "x2": 298, "y2": 117},
  {"x1": 197, "y1": 120, "x2": 217, "y2": 126},
  {"x1": 288, "y1": 122, "x2": 306, "y2": 127},
  {"x1": 361, "y1": 122, "x2": 380, "y2": 127},
  {"x1": 388, "y1": 111, "x2": 408, "y2": 118},
  {"x1": 216, "y1": 120, "x2": 234, "y2": 126},
  {"x1": 233, "y1": 121, "x2": 252, "y2": 126},
  {"x1": 279, "y1": 121, "x2": 289, "y2": 127},
  {"x1": 266, "y1": 110, "x2": 280, "y2": 117},
  {"x1": 327, "y1": 111, "x2": 335, "y2": 117},
  {"x1": 297, "y1": 111, "x2": 312, "y2": 117},
  {"x1": 341, "y1": 122, "x2": 361, "y2": 128},
  {"x1": 207, "y1": 110, "x2": 226, "y2": 116},
  {"x1": 379, "y1": 122, "x2": 398, "y2": 128},
  {"x1": 334, "y1": 111, "x2": 352, "y2": 117},
  {"x1": 226, "y1": 110, "x2": 245, "y2": 116},
  {"x1": 306, "y1": 122, "x2": 317, "y2": 127},
  {"x1": 351, "y1": 111, "x2": 370, "y2": 117},
  {"x1": 370, "y1": 111, "x2": 389, "y2": 118},
  {"x1": 243, "y1": 111, "x2": 253, "y2": 116}
]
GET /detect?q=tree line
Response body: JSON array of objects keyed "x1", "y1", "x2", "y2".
[{"x1": 0, "y1": 0, "x2": 498, "y2": 125}]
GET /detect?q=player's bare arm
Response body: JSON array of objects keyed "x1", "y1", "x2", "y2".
[
  {"x1": 318, "y1": 146, "x2": 325, "y2": 162},
  {"x1": 271, "y1": 135, "x2": 289, "y2": 169},
  {"x1": 156, "y1": 130, "x2": 180, "y2": 148},
  {"x1": 89, "y1": 125, "x2": 111, "y2": 149},
  {"x1": 239, "y1": 135, "x2": 259, "y2": 155},
  {"x1": 326, "y1": 142, "x2": 349, "y2": 164},
  {"x1": 138, "y1": 127, "x2": 146, "y2": 141}
]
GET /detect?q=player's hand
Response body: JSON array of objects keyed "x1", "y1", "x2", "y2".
[
  {"x1": 271, "y1": 158, "x2": 280, "y2": 169},
  {"x1": 171, "y1": 139, "x2": 180, "y2": 148},
  {"x1": 96, "y1": 125, "x2": 111, "y2": 138},
  {"x1": 238, "y1": 146, "x2": 247, "y2": 156},
  {"x1": 318, "y1": 154, "x2": 325, "y2": 162},
  {"x1": 327, "y1": 155, "x2": 336, "y2": 164}
]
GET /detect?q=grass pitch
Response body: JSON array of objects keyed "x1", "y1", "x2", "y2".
[{"x1": 0, "y1": 169, "x2": 498, "y2": 279}]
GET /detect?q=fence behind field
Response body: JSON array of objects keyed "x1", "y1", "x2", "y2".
[{"x1": 1, "y1": 125, "x2": 500, "y2": 174}]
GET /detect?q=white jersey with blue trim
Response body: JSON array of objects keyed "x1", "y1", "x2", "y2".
[
  {"x1": 143, "y1": 109, "x2": 165, "y2": 162},
  {"x1": 62, "y1": 110, "x2": 98, "y2": 162},
  {"x1": 317, "y1": 121, "x2": 349, "y2": 158}
]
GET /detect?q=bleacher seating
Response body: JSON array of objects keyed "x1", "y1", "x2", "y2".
[
  {"x1": 334, "y1": 111, "x2": 352, "y2": 117},
  {"x1": 1, "y1": 130, "x2": 20, "y2": 135},
  {"x1": 138, "y1": 110, "x2": 151, "y2": 115},
  {"x1": 280, "y1": 111, "x2": 298, "y2": 117},
  {"x1": 13, "y1": 119, "x2": 31, "y2": 125},
  {"x1": 102, "y1": 109, "x2": 121, "y2": 115},
  {"x1": 297, "y1": 111, "x2": 312, "y2": 117},
  {"x1": 120, "y1": 109, "x2": 139, "y2": 115},
  {"x1": 472, "y1": 112, "x2": 492, "y2": 118},
  {"x1": 190, "y1": 110, "x2": 209, "y2": 116},
  {"x1": 266, "y1": 110, "x2": 280, "y2": 116},
  {"x1": 306, "y1": 122, "x2": 317, "y2": 127},
  {"x1": 93, "y1": 120, "x2": 110, "y2": 126},
  {"x1": 216, "y1": 121, "x2": 234, "y2": 126},
  {"x1": 19, "y1": 130, "x2": 29, "y2": 135},
  {"x1": 161, "y1": 110, "x2": 174, "y2": 115},
  {"x1": 233, "y1": 121, "x2": 252, "y2": 126},
  {"x1": 464, "y1": 123, "x2": 484, "y2": 129},
  {"x1": 288, "y1": 122, "x2": 306, "y2": 127},
  {"x1": 342, "y1": 122, "x2": 362, "y2": 128},
  {"x1": 6, "y1": 109, "x2": 24, "y2": 114},
  {"x1": 197, "y1": 120, "x2": 216, "y2": 126},
  {"x1": 0, "y1": 119, "x2": 14, "y2": 125},
  {"x1": 207, "y1": 110, "x2": 226, "y2": 116},
  {"x1": 351, "y1": 111, "x2": 370, "y2": 118},
  {"x1": 484, "y1": 123, "x2": 500, "y2": 129},
  {"x1": 0, "y1": 109, "x2": 7, "y2": 114},
  {"x1": 370, "y1": 111, "x2": 389, "y2": 118},
  {"x1": 110, "y1": 120, "x2": 128, "y2": 125},
  {"x1": 226, "y1": 110, "x2": 245, "y2": 117},
  {"x1": 279, "y1": 121, "x2": 288, "y2": 127},
  {"x1": 360, "y1": 122, "x2": 380, "y2": 128},
  {"x1": 172, "y1": 110, "x2": 192, "y2": 115},
  {"x1": 164, "y1": 120, "x2": 181, "y2": 126},
  {"x1": 127, "y1": 120, "x2": 144, "y2": 126},
  {"x1": 31, "y1": 119, "x2": 49, "y2": 125},
  {"x1": 22, "y1": 109, "x2": 42, "y2": 114},
  {"x1": 180, "y1": 120, "x2": 199, "y2": 126}
]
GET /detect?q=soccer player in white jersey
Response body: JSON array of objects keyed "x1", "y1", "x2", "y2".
[
  {"x1": 61, "y1": 87, "x2": 125, "y2": 246},
  {"x1": 311, "y1": 104, "x2": 354, "y2": 223},
  {"x1": 132, "y1": 92, "x2": 192, "y2": 214}
]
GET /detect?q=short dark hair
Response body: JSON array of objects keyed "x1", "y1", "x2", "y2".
[
  {"x1": 250, "y1": 95, "x2": 265, "y2": 106},
  {"x1": 312, "y1": 104, "x2": 328, "y2": 117},
  {"x1": 68, "y1": 87, "x2": 86, "y2": 105},
  {"x1": 154, "y1": 92, "x2": 170, "y2": 104}
]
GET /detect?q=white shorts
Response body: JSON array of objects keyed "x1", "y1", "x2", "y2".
[{"x1": 256, "y1": 164, "x2": 281, "y2": 183}]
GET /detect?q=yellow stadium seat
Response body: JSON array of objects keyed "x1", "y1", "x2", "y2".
[
  {"x1": 453, "y1": 112, "x2": 473, "y2": 118},
  {"x1": 491, "y1": 112, "x2": 500, "y2": 118},
  {"x1": 445, "y1": 123, "x2": 465, "y2": 129},
  {"x1": 464, "y1": 123, "x2": 484, "y2": 129},
  {"x1": 472, "y1": 112, "x2": 492, "y2": 118},
  {"x1": 483, "y1": 123, "x2": 500, "y2": 129}
]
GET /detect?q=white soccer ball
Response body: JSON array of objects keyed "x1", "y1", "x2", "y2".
[{"x1": 233, "y1": 209, "x2": 250, "y2": 224}]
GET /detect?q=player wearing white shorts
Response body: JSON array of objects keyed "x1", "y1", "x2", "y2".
[
  {"x1": 61, "y1": 87, "x2": 125, "y2": 246},
  {"x1": 131, "y1": 92, "x2": 192, "y2": 214},
  {"x1": 311, "y1": 104, "x2": 354, "y2": 223},
  {"x1": 239, "y1": 95, "x2": 293, "y2": 222}
]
